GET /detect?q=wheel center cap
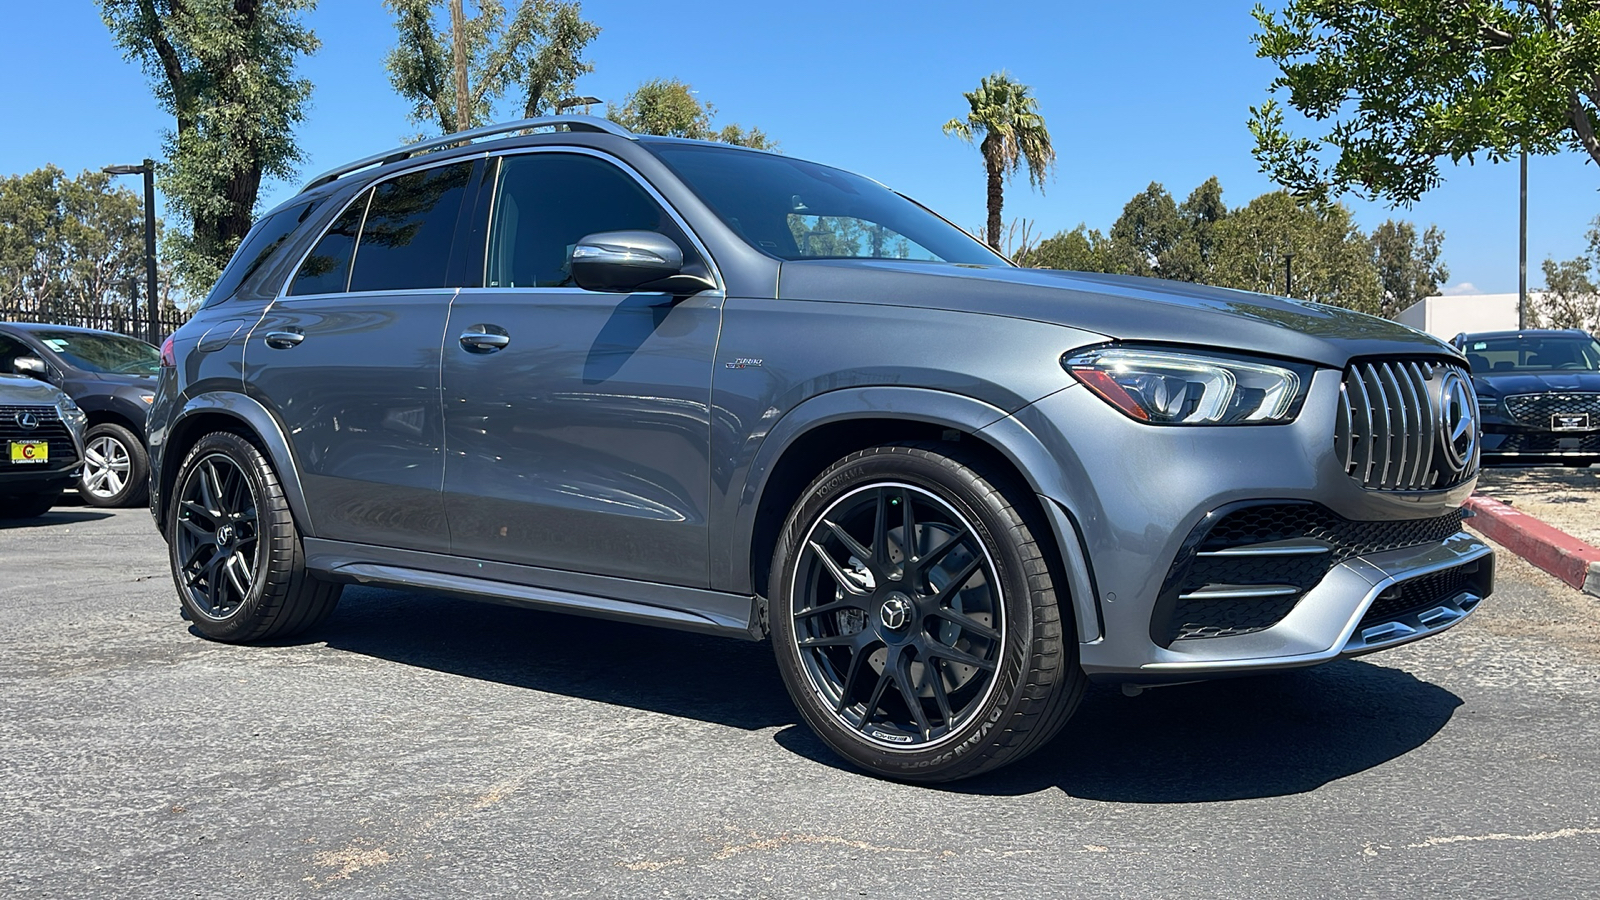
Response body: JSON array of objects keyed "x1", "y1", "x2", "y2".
[
  {"x1": 215, "y1": 524, "x2": 234, "y2": 547},
  {"x1": 879, "y1": 592, "x2": 913, "y2": 631}
]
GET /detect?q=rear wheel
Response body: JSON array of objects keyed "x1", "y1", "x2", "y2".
[
  {"x1": 769, "y1": 443, "x2": 1085, "y2": 782},
  {"x1": 169, "y1": 431, "x2": 340, "y2": 642},
  {"x1": 79, "y1": 422, "x2": 149, "y2": 508}
]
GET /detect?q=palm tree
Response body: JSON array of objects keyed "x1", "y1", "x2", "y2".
[{"x1": 943, "y1": 73, "x2": 1057, "y2": 251}]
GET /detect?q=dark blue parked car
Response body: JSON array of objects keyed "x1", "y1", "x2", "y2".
[{"x1": 1452, "y1": 329, "x2": 1600, "y2": 466}]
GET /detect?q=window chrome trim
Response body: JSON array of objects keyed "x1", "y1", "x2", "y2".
[
  {"x1": 277, "y1": 152, "x2": 489, "y2": 302},
  {"x1": 479, "y1": 145, "x2": 726, "y2": 294}
]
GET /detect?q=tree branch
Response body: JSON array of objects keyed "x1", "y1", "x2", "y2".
[
  {"x1": 137, "y1": 0, "x2": 190, "y2": 128},
  {"x1": 1567, "y1": 90, "x2": 1600, "y2": 168}
]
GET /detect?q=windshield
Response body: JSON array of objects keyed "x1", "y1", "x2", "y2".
[
  {"x1": 31, "y1": 331, "x2": 160, "y2": 375},
  {"x1": 647, "y1": 142, "x2": 1007, "y2": 266},
  {"x1": 1463, "y1": 335, "x2": 1600, "y2": 373}
]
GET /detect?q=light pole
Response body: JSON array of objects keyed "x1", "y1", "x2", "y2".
[
  {"x1": 103, "y1": 160, "x2": 158, "y2": 344},
  {"x1": 1518, "y1": 149, "x2": 1528, "y2": 330}
]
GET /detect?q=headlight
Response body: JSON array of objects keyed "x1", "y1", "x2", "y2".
[
  {"x1": 55, "y1": 394, "x2": 88, "y2": 431},
  {"x1": 1063, "y1": 346, "x2": 1312, "y2": 425}
]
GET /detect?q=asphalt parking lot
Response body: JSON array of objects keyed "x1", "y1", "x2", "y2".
[{"x1": 3, "y1": 504, "x2": 1599, "y2": 899}]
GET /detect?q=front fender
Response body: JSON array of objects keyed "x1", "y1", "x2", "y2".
[
  {"x1": 161, "y1": 391, "x2": 315, "y2": 536},
  {"x1": 721, "y1": 384, "x2": 1104, "y2": 643}
]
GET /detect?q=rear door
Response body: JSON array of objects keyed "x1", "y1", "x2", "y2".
[
  {"x1": 440, "y1": 150, "x2": 722, "y2": 586},
  {"x1": 246, "y1": 159, "x2": 481, "y2": 552}
]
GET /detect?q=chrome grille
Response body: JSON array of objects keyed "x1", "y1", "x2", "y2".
[
  {"x1": 1336, "y1": 360, "x2": 1478, "y2": 492},
  {"x1": 0, "y1": 404, "x2": 77, "y2": 467},
  {"x1": 1503, "y1": 392, "x2": 1600, "y2": 426}
]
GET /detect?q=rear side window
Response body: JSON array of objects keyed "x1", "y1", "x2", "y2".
[
  {"x1": 206, "y1": 201, "x2": 318, "y2": 306},
  {"x1": 289, "y1": 195, "x2": 367, "y2": 296},
  {"x1": 348, "y1": 161, "x2": 475, "y2": 293},
  {"x1": 486, "y1": 153, "x2": 697, "y2": 289}
]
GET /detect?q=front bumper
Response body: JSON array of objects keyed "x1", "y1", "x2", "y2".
[{"x1": 994, "y1": 366, "x2": 1492, "y2": 685}]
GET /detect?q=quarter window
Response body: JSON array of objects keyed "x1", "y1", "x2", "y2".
[
  {"x1": 486, "y1": 154, "x2": 697, "y2": 289},
  {"x1": 289, "y1": 194, "x2": 366, "y2": 296}
]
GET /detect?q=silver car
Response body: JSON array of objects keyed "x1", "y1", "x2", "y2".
[
  {"x1": 148, "y1": 117, "x2": 1491, "y2": 782},
  {"x1": 0, "y1": 372, "x2": 87, "y2": 518}
]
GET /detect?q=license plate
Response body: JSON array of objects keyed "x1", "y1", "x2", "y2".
[
  {"x1": 1552, "y1": 413, "x2": 1592, "y2": 431},
  {"x1": 8, "y1": 440, "x2": 47, "y2": 464}
]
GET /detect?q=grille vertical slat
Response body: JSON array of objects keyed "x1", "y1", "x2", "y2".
[{"x1": 1337, "y1": 359, "x2": 1476, "y2": 492}]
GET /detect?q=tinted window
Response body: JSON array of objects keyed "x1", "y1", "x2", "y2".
[
  {"x1": 487, "y1": 153, "x2": 696, "y2": 289},
  {"x1": 348, "y1": 161, "x2": 474, "y2": 293},
  {"x1": 290, "y1": 194, "x2": 367, "y2": 296},
  {"x1": 1464, "y1": 335, "x2": 1600, "y2": 373},
  {"x1": 0, "y1": 333, "x2": 32, "y2": 371},
  {"x1": 206, "y1": 200, "x2": 318, "y2": 306},
  {"x1": 29, "y1": 331, "x2": 159, "y2": 375},
  {"x1": 648, "y1": 142, "x2": 1005, "y2": 265}
]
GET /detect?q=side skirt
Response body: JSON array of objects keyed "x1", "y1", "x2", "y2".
[{"x1": 303, "y1": 538, "x2": 763, "y2": 640}]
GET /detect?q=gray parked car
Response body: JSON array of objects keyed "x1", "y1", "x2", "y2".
[
  {"x1": 149, "y1": 116, "x2": 1493, "y2": 782},
  {"x1": 1, "y1": 372, "x2": 87, "y2": 518}
]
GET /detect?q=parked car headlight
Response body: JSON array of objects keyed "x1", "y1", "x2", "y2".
[
  {"x1": 1063, "y1": 346, "x2": 1312, "y2": 425},
  {"x1": 55, "y1": 394, "x2": 88, "y2": 431}
]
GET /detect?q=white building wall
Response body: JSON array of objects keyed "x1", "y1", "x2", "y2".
[{"x1": 1396, "y1": 294, "x2": 1527, "y2": 340}]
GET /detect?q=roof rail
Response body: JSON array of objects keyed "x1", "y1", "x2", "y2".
[{"x1": 300, "y1": 115, "x2": 635, "y2": 193}]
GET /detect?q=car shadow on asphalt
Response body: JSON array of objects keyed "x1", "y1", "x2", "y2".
[
  {"x1": 0, "y1": 509, "x2": 113, "y2": 528},
  {"x1": 306, "y1": 586, "x2": 1462, "y2": 801},
  {"x1": 777, "y1": 659, "x2": 1463, "y2": 801}
]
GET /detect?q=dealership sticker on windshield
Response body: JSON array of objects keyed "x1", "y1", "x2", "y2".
[{"x1": 8, "y1": 441, "x2": 47, "y2": 464}]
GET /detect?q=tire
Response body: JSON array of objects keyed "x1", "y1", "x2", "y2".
[
  {"x1": 769, "y1": 443, "x2": 1086, "y2": 782},
  {"x1": 2, "y1": 493, "x2": 54, "y2": 519},
  {"x1": 79, "y1": 422, "x2": 150, "y2": 508},
  {"x1": 168, "y1": 431, "x2": 340, "y2": 642}
]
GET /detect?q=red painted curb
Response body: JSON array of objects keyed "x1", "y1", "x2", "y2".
[{"x1": 1464, "y1": 495, "x2": 1600, "y2": 596}]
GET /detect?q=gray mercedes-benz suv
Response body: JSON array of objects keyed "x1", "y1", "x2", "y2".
[{"x1": 150, "y1": 116, "x2": 1492, "y2": 782}]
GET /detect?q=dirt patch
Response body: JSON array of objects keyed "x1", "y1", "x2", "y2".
[{"x1": 1476, "y1": 466, "x2": 1600, "y2": 548}]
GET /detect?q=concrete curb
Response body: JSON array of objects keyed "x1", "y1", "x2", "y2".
[{"x1": 1464, "y1": 495, "x2": 1600, "y2": 598}]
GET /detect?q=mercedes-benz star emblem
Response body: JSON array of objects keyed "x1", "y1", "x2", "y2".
[
  {"x1": 15, "y1": 411, "x2": 39, "y2": 430},
  {"x1": 879, "y1": 594, "x2": 912, "y2": 631},
  {"x1": 215, "y1": 524, "x2": 234, "y2": 547},
  {"x1": 1438, "y1": 369, "x2": 1478, "y2": 473}
]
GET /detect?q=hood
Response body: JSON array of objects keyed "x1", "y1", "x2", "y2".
[
  {"x1": 0, "y1": 373, "x2": 68, "y2": 405},
  {"x1": 776, "y1": 261, "x2": 1455, "y2": 368},
  {"x1": 1471, "y1": 370, "x2": 1600, "y2": 396}
]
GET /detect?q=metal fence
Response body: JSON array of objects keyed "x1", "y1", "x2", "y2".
[{"x1": 0, "y1": 304, "x2": 189, "y2": 345}]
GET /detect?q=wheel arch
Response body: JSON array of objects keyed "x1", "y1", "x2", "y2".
[
  {"x1": 157, "y1": 393, "x2": 314, "y2": 536},
  {"x1": 736, "y1": 386, "x2": 1102, "y2": 644}
]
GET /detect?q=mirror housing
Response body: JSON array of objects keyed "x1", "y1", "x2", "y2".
[
  {"x1": 570, "y1": 231, "x2": 716, "y2": 295},
  {"x1": 12, "y1": 356, "x2": 46, "y2": 379}
]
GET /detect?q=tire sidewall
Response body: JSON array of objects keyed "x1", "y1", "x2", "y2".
[
  {"x1": 769, "y1": 447, "x2": 1039, "y2": 779},
  {"x1": 168, "y1": 432, "x2": 275, "y2": 641},
  {"x1": 79, "y1": 422, "x2": 149, "y2": 508}
]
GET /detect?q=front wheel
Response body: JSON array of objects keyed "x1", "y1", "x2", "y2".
[
  {"x1": 169, "y1": 431, "x2": 340, "y2": 642},
  {"x1": 769, "y1": 443, "x2": 1085, "y2": 782}
]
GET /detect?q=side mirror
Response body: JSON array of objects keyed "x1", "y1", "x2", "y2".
[
  {"x1": 12, "y1": 356, "x2": 46, "y2": 379},
  {"x1": 570, "y1": 231, "x2": 716, "y2": 295}
]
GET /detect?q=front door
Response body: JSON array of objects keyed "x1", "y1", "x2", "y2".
[
  {"x1": 441, "y1": 151, "x2": 720, "y2": 587},
  {"x1": 247, "y1": 159, "x2": 479, "y2": 553}
]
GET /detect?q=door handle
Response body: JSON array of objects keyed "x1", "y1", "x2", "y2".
[
  {"x1": 264, "y1": 331, "x2": 305, "y2": 349},
  {"x1": 459, "y1": 331, "x2": 510, "y2": 352}
]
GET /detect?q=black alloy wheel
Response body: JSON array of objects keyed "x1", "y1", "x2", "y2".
[
  {"x1": 770, "y1": 443, "x2": 1085, "y2": 782},
  {"x1": 173, "y1": 450, "x2": 261, "y2": 621},
  {"x1": 791, "y1": 482, "x2": 1003, "y2": 748},
  {"x1": 168, "y1": 431, "x2": 340, "y2": 642}
]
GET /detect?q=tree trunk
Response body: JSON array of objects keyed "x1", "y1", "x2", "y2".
[
  {"x1": 450, "y1": 0, "x2": 471, "y2": 133},
  {"x1": 984, "y1": 136, "x2": 1004, "y2": 251}
]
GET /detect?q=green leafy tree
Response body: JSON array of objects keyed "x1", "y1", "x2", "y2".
[
  {"x1": 1165, "y1": 177, "x2": 1229, "y2": 283},
  {"x1": 100, "y1": 0, "x2": 318, "y2": 294},
  {"x1": 385, "y1": 0, "x2": 599, "y2": 135},
  {"x1": 607, "y1": 79, "x2": 775, "y2": 149},
  {"x1": 1208, "y1": 191, "x2": 1382, "y2": 312},
  {"x1": 1108, "y1": 182, "x2": 1181, "y2": 277},
  {"x1": 943, "y1": 72, "x2": 1056, "y2": 250},
  {"x1": 1019, "y1": 224, "x2": 1116, "y2": 272},
  {"x1": 0, "y1": 166, "x2": 161, "y2": 321},
  {"x1": 1250, "y1": 0, "x2": 1600, "y2": 204},
  {"x1": 1370, "y1": 220, "x2": 1449, "y2": 318},
  {"x1": 1533, "y1": 216, "x2": 1600, "y2": 331}
]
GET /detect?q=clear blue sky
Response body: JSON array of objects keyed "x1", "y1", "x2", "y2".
[{"x1": 4, "y1": 1, "x2": 1596, "y2": 296}]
